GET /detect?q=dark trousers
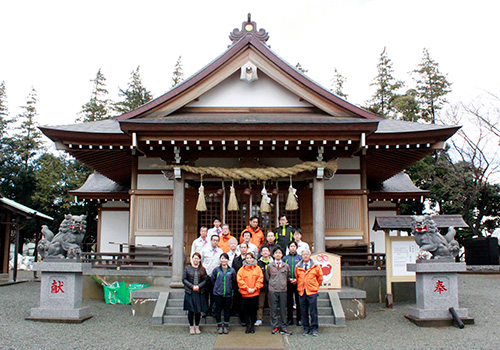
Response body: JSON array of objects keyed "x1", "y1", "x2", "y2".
[
  {"x1": 188, "y1": 311, "x2": 201, "y2": 326},
  {"x1": 286, "y1": 281, "x2": 301, "y2": 324},
  {"x1": 242, "y1": 296, "x2": 259, "y2": 331},
  {"x1": 205, "y1": 279, "x2": 215, "y2": 314},
  {"x1": 214, "y1": 295, "x2": 232, "y2": 323},
  {"x1": 269, "y1": 291, "x2": 287, "y2": 329},
  {"x1": 299, "y1": 293, "x2": 318, "y2": 332},
  {"x1": 232, "y1": 288, "x2": 245, "y2": 323}
]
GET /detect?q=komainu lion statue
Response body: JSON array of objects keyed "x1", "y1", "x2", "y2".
[
  {"x1": 411, "y1": 215, "x2": 459, "y2": 259},
  {"x1": 38, "y1": 214, "x2": 87, "y2": 259}
]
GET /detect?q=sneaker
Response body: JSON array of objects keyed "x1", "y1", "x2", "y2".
[
  {"x1": 271, "y1": 327, "x2": 279, "y2": 334},
  {"x1": 217, "y1": 324, "x2": 223, "y2": 334},
  {"x1": 254, "y1": 320, "x2": 262, "y2": 326},
  {"x1": 311, "y1": 330, "x2": 319, "y2": 337},
  {"x1": 302, "y1": 330, "x2": 310, "y2": 336},
  {"x1": 297, "y1": 320, "x2": 302, "y2": 326},
  {"x1": 280, "y1": 328, "x2": 292, "y2": 335}
]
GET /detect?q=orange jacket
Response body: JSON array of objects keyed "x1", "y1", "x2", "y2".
[
  {"x1": 239, "y1": 226, "x2": 265, "y2": 248},
  {"x1": 237, "y1": 262, "x2": 264, "y2": 297},
  {"x1": 218, "y1": 234, "x2": 236, "y2": 253},
  {"x1": 295, "y1": 259, "x2": 323, "y2": 296}
]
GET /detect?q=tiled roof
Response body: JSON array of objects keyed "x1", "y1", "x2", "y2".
[
  {"x1": 72, "y1": 172, "x2": 129, "y2": 193},
  {"x1": 375, "y1": 119, "x2": 459, "y2": 134},
  {"x1": 40, "y1": 119, "x2": 122, "y2": 134},
  {"x1": 372, "y1": 215, "x2": 468, "y2": 231}
]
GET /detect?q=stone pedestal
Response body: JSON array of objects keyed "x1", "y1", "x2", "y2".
[
  {"x1": 405, "y1": 260, "x2": 474, "y2": 326},
  {"x1": 26, "y1": 261, "x2": 92, "y2": 323}
]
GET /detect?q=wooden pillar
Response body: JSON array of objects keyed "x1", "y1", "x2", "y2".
[
  {"x1": 170, "y1": 170, "x2": 185, "y2": 288},
  {"x1": 312, "y1": 177, "x2": 325, "y2": 253},
  {"x1": 128, "y1": 156, "x2": 138, "y2": 247},
  {"x1": 12, "y1": 216, "x2": 20, "y2": 282}
]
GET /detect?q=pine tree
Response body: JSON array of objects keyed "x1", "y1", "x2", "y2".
[
  {"x1": 14, "y1": 87, "x2": 42, "y2": 168},
  {"x1": 0, "y1": 81, "x2": 9, "y2": 138},
  {"x1": 368, "y1": 47, "x2": 404, "y2": 118},
  {"x1": 295, "y1": 62, "x2": 308, "y2": 74},
  {"x1": 114, "y1": 66, "x2": 153, "y2": 113},
  {"x1": 77, "y1": 68, "x2": 111, "y2": 122},
  {"x1": 412, "y1": 48, "x2": 452, "y2": 123},
  {"x1": 392, "y1": 89, "x2": 421, "y2": 122},
  {"x1": 171, "y1": 56, "x2": 184, "y2": 88},
  {"x1": 330, "y1": 68, "x2": 348, "y2": 99},
  {"x1": 0, "y1": 87, "x2": 41, "y2": 205}
]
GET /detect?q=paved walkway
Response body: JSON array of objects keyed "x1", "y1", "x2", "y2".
[{"x1": 1, "y1": 274, "x2": 500, "y2": 349}]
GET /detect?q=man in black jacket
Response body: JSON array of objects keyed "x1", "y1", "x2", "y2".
[{"x1": 273, "y1": 214, "x2": 295, "y2": 251}]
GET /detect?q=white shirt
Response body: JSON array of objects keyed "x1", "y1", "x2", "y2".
[
  {"x1": 191, "y1": 236, "x2": 209, "y2": 257},
  {"x1": 236, "y1": 242, "x2": 258, "y2": 258},
  {"x1": 228, "y1": 250, "x2": 238, "y2": 267},
  {"x1": 201, "y1": 244, "x2": 223, "y2": 275},
  {"x1": 286, "y1": 240, "x2": 310, "y2": 256},
  {"x1": 208, "y1": 226, "x2": 222, "y2": 238}
]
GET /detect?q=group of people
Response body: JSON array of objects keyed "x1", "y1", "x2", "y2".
[{"x1": 183, "y1": 214, "x2": 323, "y2": 336}]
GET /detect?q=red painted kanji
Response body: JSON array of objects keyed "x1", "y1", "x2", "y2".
[
  {"x1": 434, "y1": 280, "x2": 447, "y2": 294},
  {"x1": 51, "y1": 280, "x2": 64, "y2": 294}
]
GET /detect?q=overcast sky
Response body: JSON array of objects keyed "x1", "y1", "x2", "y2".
[{"x1": 1, "y1": 0, "x2": 499, "y2": 129}]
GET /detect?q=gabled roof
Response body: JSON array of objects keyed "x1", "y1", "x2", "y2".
[{"x1": 114, "y1": 32, "x2": 382, "y2": 121}]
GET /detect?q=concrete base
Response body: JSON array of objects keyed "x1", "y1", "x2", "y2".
[
  {"x1": 405, "y1": 314, "x2": 475, "y2": 327},
  {"x1": 406, "y1": 261, "x2": 472, "y2": 327},
  {"x1": 27, "y1": 261, "x2": 93, "y2": 323},
  {"x1": 26, "y1": 307, "x2": 92, "y2": 323}
]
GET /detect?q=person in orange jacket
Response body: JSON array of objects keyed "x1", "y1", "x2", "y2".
[
  {"x1": 218, "y1": 224, "x2": 236, "y2": 253},
  {"x1": 237, "y1": 252, "x2": 264, "y2": 334},
  {"x1": 295, "y1": 249, "x2": 323, "y2": 337},
  {"x1": 240, "y1": 215, "x2": 265, "y2": 248}
]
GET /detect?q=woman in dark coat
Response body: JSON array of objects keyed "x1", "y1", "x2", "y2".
[{"x1": 183, "y1": 252, "x2": 208, "y2": 334}]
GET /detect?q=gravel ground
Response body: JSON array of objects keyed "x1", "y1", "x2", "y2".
[{"x1": 1, "y1": 274, "x2": 499, "y2": 350}]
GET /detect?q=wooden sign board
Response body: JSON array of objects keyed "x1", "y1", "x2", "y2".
[{"x1": 311, "y1": 252, "x2": 342, "y2": 289}]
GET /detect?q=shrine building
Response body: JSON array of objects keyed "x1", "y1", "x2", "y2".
[{"x1": 39, "y1": 17, "x2": 459, "y2": 286}]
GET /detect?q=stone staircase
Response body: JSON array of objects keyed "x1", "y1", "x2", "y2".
[{"x1": 149, "y1": 290, "x2": 360, "y2": 327}]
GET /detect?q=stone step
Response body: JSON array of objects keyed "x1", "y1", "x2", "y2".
[
  {"x1": 167, "y1": 290, "x2": 331, "y2": 299},
  {"x1": 163, "y1": 306, "x2": 333, "y2": 316},
  {"x1": 161, "y1": 315, "x2": 335, "y2": 326},
  {"x1": 167, "y1": 297, "x2": 331, "y2": 308}
]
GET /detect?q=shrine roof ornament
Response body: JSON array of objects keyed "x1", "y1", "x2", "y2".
[{"x1": 229, "y1": 13, "x2": 269, "y2": 45}]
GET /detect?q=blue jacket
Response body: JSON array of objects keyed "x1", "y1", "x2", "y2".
[
  {"x1": 283, "y1": 253, "x2": 302, "y2": 279},
  {"x1": 211, "y1": 266, "x2": 236, "y2": 297}
]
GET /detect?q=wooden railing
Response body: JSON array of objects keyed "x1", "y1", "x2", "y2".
[
  {"x1": 81, "y1": 245, "x2": 172, "y2": 269},
  {"x1": 336, "y1": 252, "x2": 386, "y2": 269}
]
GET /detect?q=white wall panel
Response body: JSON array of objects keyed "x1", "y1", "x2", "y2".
[
  {"x1": 135, "y1": 236, "x2": 173, "y2": 247},
  {"x1": 186, "y1": 71, "x2": 313, "y2": 107},
  {"x1": 337, "y1": 157, "x2": 360, "y2": 170},
  {"x1": 137, "y1": 174, "x2": 174, "y2": 190},
  {"x1": 100, "y1": 211, "x2": 130, "y2": 252},
  {"x1": 369, "y1": 210, "x2": 398, "y2": 253},
  {"x1": 325, "y1": 174, "x2": 361, "y2": 190}
]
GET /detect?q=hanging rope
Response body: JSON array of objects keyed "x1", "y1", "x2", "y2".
[
  {"x1": 155, "y1": 159, "x2": 338, "y2": 180},
  {"x1": 286, "y1": 176, "x2": 299, "y2": 211},
  {"x1": 196, "y1": 175, "x2": 207, "y2": 211},
  {"x1": 227, "y1": 180, "x2": 239, "y2": 211},
  {"x1": 260, "y1": 181, "x2": 271, "y2": 213}
]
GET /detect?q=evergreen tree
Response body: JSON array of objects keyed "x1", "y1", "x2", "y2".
[
  {"x1": 77, "y1": 68, "x2": 111, "y2": 123},
  {"x1": 114, "y1": 66, "x2": 153, "y2": 113},
  {"x1": 171, "y1": 56, "x2": 184, "y2": 88},
  {"x1": 13, "y1": 87, "x2": 42, "y2": 169},
  {"x1": 330, "y1": 68, "x2": 348, "y2": 99},
  {"x1": 0, "y1": 81, "x2": 9, "y2": 138},
  {"x1": 295, "y1": 62, "x2": 308, "y2": 74},
  {"x1": 392, "y1": 89, "x2": 421, "y2": 122},
  {"x1": 367, "y1": 47, "x2": 404, "y2": 118},
  {"x1": 412, "y1": 48, "x2": 452, "y2": 123}
]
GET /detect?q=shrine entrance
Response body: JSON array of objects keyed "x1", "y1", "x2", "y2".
[{"x1": 185, "y1": 181, "x2": 308, "y2": 246}]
